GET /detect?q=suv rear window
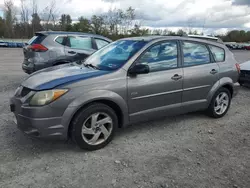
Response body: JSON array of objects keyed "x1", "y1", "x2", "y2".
[{"x1": 28, "y1": 35, "x2": 46, "y2": 45}]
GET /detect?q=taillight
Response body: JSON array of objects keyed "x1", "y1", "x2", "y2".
[
  {"x1": 235, "y1": 63, "x2": 241, "y2": 74},
  {"x1": 28, "y1": 44, "x2": 48, "y2": 52}
]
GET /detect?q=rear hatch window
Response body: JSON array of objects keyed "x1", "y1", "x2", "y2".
[{"x1": 28, "y1": 34, "x2": 46, "y2": 45}]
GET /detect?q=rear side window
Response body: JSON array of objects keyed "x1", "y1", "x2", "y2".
[
  {"x1": 28, "y1": 35, "x2": 46, "y2": 45},
  {"x1": 55, "y1": 36, "x2": 65, "y2": 45},
  {"x1": 95, "y1": 38, "x2": 109, "y2": 49},
  {"x1": 68, "y1": 36, "x2": 92, "y2": 50},
  {"x1": 182, "y1": 42, "x2": 210, "y2": 66},
  {"x1": 209, "y1": 45, "x2": 225, "y2": 62}
]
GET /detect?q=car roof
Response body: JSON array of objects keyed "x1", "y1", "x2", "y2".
[
  {"x1": 35, "y1": 31, "x2": 112, "y2": 42},
  {"x1": 120, "y1": 35, "x2": 226, "y2": 47}
]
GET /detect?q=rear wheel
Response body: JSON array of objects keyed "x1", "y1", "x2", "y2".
[
  {"x1": 71, "y1": 103, "x2": 118, "y2": 150},
  {"x1": 207, "y1": 88, "x2": 231, "y2": 118},
  {"x1": 239, "y1": 81, "x2": 244, "y2": 86}
]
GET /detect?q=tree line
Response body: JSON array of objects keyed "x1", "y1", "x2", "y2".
[
  {"x1": 217, "y1": 30, "x2": 250, "y2": 43},
  {"x1": 0, "y1": 0, "x2": 250, "y2": 42}
]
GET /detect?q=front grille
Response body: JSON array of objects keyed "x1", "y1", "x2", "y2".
[{"x1": 20, "y1": 87, "x2": 31, "y2": 97}]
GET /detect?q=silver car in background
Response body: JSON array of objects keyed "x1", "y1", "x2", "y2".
[
  {"x1": 22, "y1": 31, "x2": 112, "y2": 74},
  {"x1": 11, "y1": 36, "x2": 240, "y2": 150},
  {"x1": 239, "y1": 60, "x2": 250, "y2": 85}
]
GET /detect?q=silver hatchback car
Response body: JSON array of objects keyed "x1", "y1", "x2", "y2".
[{"x1": 11, "y1": 36, "x2": 240, "y2": 150}]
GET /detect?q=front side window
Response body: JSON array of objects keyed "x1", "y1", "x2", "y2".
[
  {"x1": 182, "y1": 42, "x2": 210, "y2": 66},
  {"x1": 137, "y1": 41, "x2": 178, "y2": 72},
  {"x1": 209, "y1": 45, "x2": 225, "y2": 62},
  {"x1": 68, "y1": 36, "x2": 92, "y2": 50},
  {"x1": 83, "y1": 40, "x2": 148, "y2": 71},
  {"x1": 95, "y1": 38, "x2": 110, "y2": 49}
]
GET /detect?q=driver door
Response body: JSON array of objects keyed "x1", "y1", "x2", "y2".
[{"x1": 127, "y1": 40, "x2": 183, "y2": 123}]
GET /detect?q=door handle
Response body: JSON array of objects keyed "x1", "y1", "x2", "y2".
[
  {"x1": 68, "y1": 51, "x2": 76, "y2": 54},
  {"x1": 210, "y1": 69, "x2": 218, "y2": 75},
  {"x1": 171, "y1": 74, "x2": 182, "y2": 81}
]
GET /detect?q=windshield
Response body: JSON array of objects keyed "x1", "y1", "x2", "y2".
[{"x1": 83, "y1": 40, "x2": 148, "y2": 71}]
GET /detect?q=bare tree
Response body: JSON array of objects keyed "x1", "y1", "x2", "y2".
[
  {"x1": 20, "y1": 0, "x2": 30, "y2": 37},
  {"x1": 20, "y1": 0, "x2": 29, "y2": 23},
  {"x1": 4, "y1": 0, "x2": 16, "y2": 38},
  {"x1": 42, "y1": 0, "x2": 57, "y2": 30},
  {"x1": 31, "y1": 0, "x2": 38, "y2": 34},
  {"x1": 32, "y1": 0, "x2": 38, "y2": 15},
  {"x1": 124, "y1": 6, "x2": 135, "y2": 34}
]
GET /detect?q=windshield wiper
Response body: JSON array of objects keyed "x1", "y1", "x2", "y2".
[{"x1": 83, "y1": 63, "x2": 99, "y2": 70}]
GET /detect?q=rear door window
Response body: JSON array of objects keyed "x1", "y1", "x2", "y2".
[
  {"x1": 209, "y1": 45, "x2": 225, "y2": 62},
  {"x1": 68, "y1": 36, "x2": 93, "y2": 50},
  {"x1": 182, "y1": 42, "x2": 211, "y2": 66},
  {"x1": 95, "y1": 38, "x2": 110, "y2": 49}
]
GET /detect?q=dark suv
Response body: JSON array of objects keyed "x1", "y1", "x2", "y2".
[{"x1": 22, "y1": 31, "x2": 112, "y2": 74}]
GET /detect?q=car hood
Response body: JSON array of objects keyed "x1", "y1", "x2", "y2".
[
  {"x1": 240, "y1": 61, "x2": 250, "y2": 70},
  {"x1": 22, "y1": 63, "x2": 111, "y2": 91}
]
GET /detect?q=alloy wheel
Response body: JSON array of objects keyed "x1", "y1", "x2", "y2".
[
  {"x1": 81, "y1": 112, "x2": 113, "y2": 146},
  {"x1": 214, "y1": 92, "x2": 229, "y2": 115}
]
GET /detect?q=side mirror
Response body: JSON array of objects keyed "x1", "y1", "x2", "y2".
[{"x1": 129, "y1": 64, "x2": 149, "y2": 75}]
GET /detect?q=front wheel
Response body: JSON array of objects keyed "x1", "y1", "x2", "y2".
[
  {"x1": 71, "y1": 103, "x2": 118, "y2": 150},
  {"x1": 207, "y1": 88, "x2": 231, "y2": 118}
]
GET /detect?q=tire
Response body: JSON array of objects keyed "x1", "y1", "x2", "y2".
[
  {"x1": 239, "y1": 81, "x2": 244, "y2": 86},
  {"x1": 207, "y1": 88, "x2": 231, "y2": 118},
  {"x1": 71, "y1": 103, "x2": 118, "y2": 150}
]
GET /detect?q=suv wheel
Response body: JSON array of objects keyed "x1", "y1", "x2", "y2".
[
  {"x1": 239, "y1": 81, "x2": 244, "y2": 86},
  {"x1": 207, "y1": 88, "x2": 231, "y2": 118},
  {"x1": 71, "y1": 103, "x2": 118, "y2": 150}
]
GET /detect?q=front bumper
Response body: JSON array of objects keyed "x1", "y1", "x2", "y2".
[{"x1": 10, "y1": 96, "x2": 68, "y2": 140}]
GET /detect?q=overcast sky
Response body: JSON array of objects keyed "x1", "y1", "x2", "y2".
[{"x1": 0, "y1": 0, "x2": 250, "y2": 34}]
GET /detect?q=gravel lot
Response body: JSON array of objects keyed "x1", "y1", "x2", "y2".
[{"x1": 0, "y1": 48, "x2": 249, "y2": 188}]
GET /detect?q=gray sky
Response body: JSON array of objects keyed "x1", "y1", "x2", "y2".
[{"x1": 0, "y1": 0, "x2": 250, "y2": 34}]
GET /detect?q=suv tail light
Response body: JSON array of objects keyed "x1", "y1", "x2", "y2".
[
  {"x1": 28, "y1": 44, "x2": 48, "y2": 52},
  {"x1": 235, "y1": 63, "x2": 241, "y2": 74}
]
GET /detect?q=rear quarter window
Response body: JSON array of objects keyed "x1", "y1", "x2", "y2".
[
  {"x1": 95, "y1": 38, "x2": 110, "y2": 49},
  {"x1": 55, "y1": 36, "x2": 66, "y2": 45},
  {"x1": 209, "y1": 45, "x2": 225, "y2": 62}
]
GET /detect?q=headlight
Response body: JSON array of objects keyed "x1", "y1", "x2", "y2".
[{"x1": 29, "y1": 89, "x2": 68, "y2": 106}]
